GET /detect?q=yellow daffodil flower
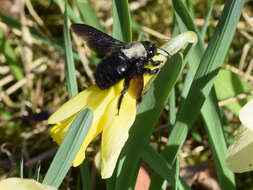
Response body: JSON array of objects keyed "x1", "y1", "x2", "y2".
[
  {"x1": 226, "y1": 99, "x2": 253, "y2": 173},
  {"x1": 0, "y1": 178, "x2": 57, "y2": 190},
  {"x1": 48, "y1": 31, "x2": 197, "y2": 179},
  {"x1": 48, "y1": 55, "x2": 165, "y2": 179}
]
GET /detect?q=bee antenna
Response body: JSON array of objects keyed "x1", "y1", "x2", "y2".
[
  {"x1": 158, "y1": 47, "x2": 169, "y2": 56},
  {"x1": 157, "y1": 38, "x2": 170, "y2": 41}
]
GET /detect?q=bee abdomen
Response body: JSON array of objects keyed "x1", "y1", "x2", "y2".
[
  {"x1": 94, "y1": 53, "x2": 128, "y2": 89},
  {"x1": 95, "y1": 65, "x2": 119, "y2": 89}
]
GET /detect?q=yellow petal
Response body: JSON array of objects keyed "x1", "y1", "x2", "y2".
[
  {"x1": 101, "y1": 92, "x2": 136, "y2": 178},
  {"x1": 50, "y1": 115, "x2": 75, "y2": 144},
  {"x1": 72, "y1": 117, "x2": 102, "y2": 166},
  {"x1": 239, "y1": 99, "x2": 253, "y2": 131},
  {"x1": 72, "y1": 87, "x2": 116, "y2": 166},
  {"x1": 48, "y1": 86, "x2": 113, "y2": 124},
  {"x1": 226, "y1": 125, "x2": 253, "y2": 173},
  {"x1": 51, "y1": 115, "x2": 103, "y2": 167},
  {"x1": 50, "y1": 86, "x2": 116, "y2": 167},
  {"x1": 0, "y1": 178, "x2": 57, "y2": 190}
]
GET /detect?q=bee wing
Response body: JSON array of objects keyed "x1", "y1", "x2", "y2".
[
  {"x1": 128, "y1": 75, "x2": 144, "y2": 101},
  {"x1": 71, "y1": 24, "x2": 124, "y2": 56}
]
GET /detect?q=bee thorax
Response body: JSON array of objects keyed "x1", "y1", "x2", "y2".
[{"x1": 121, "y1": 42, "x2": 147, "y2": 59}]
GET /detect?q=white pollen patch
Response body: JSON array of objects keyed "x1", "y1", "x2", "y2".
[{"x1": 121, "y1": 43, "x2": 147, "y2": 59}]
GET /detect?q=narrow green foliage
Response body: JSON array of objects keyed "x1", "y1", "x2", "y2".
[
  {"x1": 169, "y1": 89, "x2": 176, "y2": 125},
  {"x1": 80, "y1": 160, "x2": 91, "y2": 190},
  {"x1": 142, "y1": 145, "x2": 190, "y2": 189},
  {"x1": 161, "y1": 0, "x2": 244, "y2": 189},
  {"x1": 53, "y1": 0, "x2": 82, "y2": 23},
  {"x1": 63, "y1": 2, "x2": 78, "y2": 98},
  {"x1": 112, "y1": 0, "x2": 132, "y2": 42},
  {"x1": 34, "y1": 161, "x2": 41, "y2": 181},
  {"x1": 0, "y1": 28, "x2": 24, "y2": 80},
  {"x1": 200, "y1": 0, "x2": 215, "y2": 39},
  {"x1": 19, "y1": 151, "x2": 24, "y2": 178},
  {"x1": 0, "y1": 0, "x2": 246, "y2": 189},
  {"x1": 201, "y1": 89, "x2": 235, "y2": 187},
  {"x1": 173, "y1": 0, "x2": 201, "y2": 37},
  {"x1": 171, "y1": 157, "x2": 180, "y2": 190},
  {"x1": 74, "y1": 0, "x2": 104, "y2": 32},
  {"x1": 106, "y1": 172, "x2": 116, "y2": 190},
  {"x1": 185, "y1": 0, "x2": 195, "y2": 18},
  {"x1": 43, "y1": 109, "x2": 93, "y2": 188}
]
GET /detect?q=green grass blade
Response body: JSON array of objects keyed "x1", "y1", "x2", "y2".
[
  {"x1": 201, "y1": 89, "x2": 235, "y2": 187},
  {"x1": 169, "y1": 88, "x2": 176, "y2": 125},
  {"x1": 185, "y1": 0, "x2": 195, "y2": 18},
  {"x1": 80, "y1": 160, "x2": 91, "y2": 190},
  {"x1": 43, "y1": 109, "x2": 93, "y2": 188},
  {"x1": 53, "y1": 0, "x2": 82, "y2": 23},
  {"x1": 112, "y1": 0, "x2": 132, "y2": 42},
  {"x1": 173, "y1": 0, "x2": 201, "y2": 36},
  {"x1": 163, "y1": 0, "x2": 245, "y2": 177},
  {"x1": 74, "y1": 0, "x2": 104, "y2": 32},
  {"x1": 150, "y1": 3, "x2": 204, "y2": 186},
  {"x1": 149, "y1": 1, "x2": 237, "y2": 189},
  {"x1": 63, "y1": 1, "x2": 78, "y2": 98},
  {"x1": 34, "y1": 160, "x2": 41, "y2": 181},
  {"x1": 200, "y1": 0, "x2": 215, "y2": 39},
  {"x1": 129, "y1": 161, "x2": 142, "y2": 189},
  {"x1": 172, "y1": 0, "x2": 205, "y2": 96},
  {"x1": 142, "y1": 145, "x2": 190, "y2": 190},
  {"x1": 0, "y1": 28, "x2": 24, "y2": 81},
  {"x1": 106, "y1": 172, "x2": 116, "y2": 190},
  {"x1": 19, "y1": 151, "x2": 24, "y2": 178},
  {"x1": 171, "y1": 157, "x2": 180, "y2": 190},
  {"x1": 114, "y1": 53, "x2": 183, "y2": 190}
]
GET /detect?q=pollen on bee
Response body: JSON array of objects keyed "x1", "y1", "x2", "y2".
[{"x1": 127, "y1": 78, "x2": 142, "y2": 100}]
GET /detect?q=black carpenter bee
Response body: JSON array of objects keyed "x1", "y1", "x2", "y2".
[{"x1": 71, "y1": 24, "x2": 167, "y2": 113}]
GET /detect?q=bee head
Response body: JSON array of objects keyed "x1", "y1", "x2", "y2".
[{"x1": 142, "y1": 41, "x2": 157, "y2": 57}]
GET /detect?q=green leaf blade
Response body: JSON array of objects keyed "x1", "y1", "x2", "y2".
[
  {"x1": 43, "y1": 109, "x2": 93, "y2": 188},
  {"x1": 164, "y1": 0, "x2": 245, "y2": 163},
  {"x1": 112, "y1": 0, "x2": 132, "y2": 42},
  {"x1": 63, "y1": 2, "x2": 78, "y2": 98}
]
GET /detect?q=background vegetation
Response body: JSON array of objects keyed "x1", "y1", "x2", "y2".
[{"x1": 0, "y1": 0, "x2": 252, "y2": 189}]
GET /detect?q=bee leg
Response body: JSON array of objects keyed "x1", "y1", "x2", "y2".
[
  {"x1": 137, "y1": 96, "x2": 142, "y2": 103},
  {"x1": 143, "y1": 68, "x2": 159, "y2": 75},
  {"x1": 149, "y1": 58, "x2": 162, "y2": 66},
  {"x1": 117, "y1": 77, "x2": 131, "y2": 115}
]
